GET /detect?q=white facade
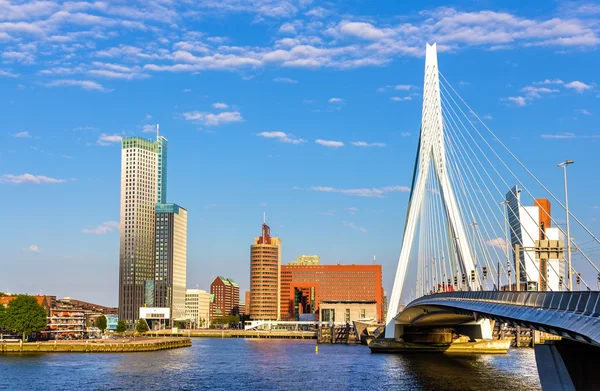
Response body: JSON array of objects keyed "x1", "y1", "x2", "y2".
[
  {"x1": 519, "y1": 205, "x2": 541, "y2": 286},
  {"x1": 139, "y1": 307, "x2": 171, "y2": 320},
  {"x1": 185, "y1": 289, "x2": 211, "y2": 328},
  {"x1": 544, "y1": 227, "x2": 566, "y2": 291},
  {"x1": 171, "y1": 207, "x2": 187, "y2": 319},
  {"x1": 120, "y1": 137, "x2": 159, "y2": 324}
]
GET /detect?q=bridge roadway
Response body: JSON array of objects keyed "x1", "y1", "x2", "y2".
[{"x1": 395, "y1": 291, "x2": 600, "y2": 346}]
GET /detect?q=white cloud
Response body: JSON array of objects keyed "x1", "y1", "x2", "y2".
[
  {"x1": 483, "y1": 114, "x2": 493, "y2": 120},
  {"x1": 183, "y1": 111, "x2": 243, "y2": 126},
  {"x1": 273, "y1": 77, "x2": 298, "y2": 83},
  {"x1": 565, "y1": 81, "x2": 592, "y2": 93},
  {"x1": 97, "y1": 133, "x2": 122, "y2": 145},
  {"x1": 576, "y1": 109, "x2": 591, "y2": 115},
  {"x1": 0, "y1": 173, "x2": 66, "y2": 184},
  {"x1": 351, "y1": 141, "x2": 386, "y2": 147},
  {"x1": 0, "y1": 69, "x2": 18, "y2": 77},
  {"x1": 486, "y1": 237, "x2": 507, "y2": 249},
  {"x1": 308, "y1": 185, "x2": 410, "y2": 197},
  {"x1": 395, "y1": 84, "x2": 412, "y2": 90},
  {"x1": 279, "y1": 23, "x2": 297, "y2": 34},
  {"x1": 343, "y1": 221, "x2": 368, "y2": 233},
  {"x1": 505, "y1": 96, "x2": 527, "y2": 106},
  {"x1": 540, "y1": 132, "x2": 576, "y2": 139},
  {"x1": 521, "y1": 86, "x2": 559, "y2": 97},
  {"x1": 390, "y1": 96, "x2": 412, "y2": 101},
  {"x1": 212, "y1": 102, "x2": 229, "y2": 109},
  {"x1": 346, "y1": 207, "x2": 358, "y2": 215},
  {"x1": 328, "y1": 97, "x2": 343, "y2": 103},
  {"x1": 26, "y1": 244, "x2": 40, "y2": 254},
  {"x1": 315, "y1": 139, "x2": 344, "y2": 148},
  {"x1": 14, "y1": 131, "x2": 31, "y2": 138},
  {"x1": 46, "y1": 79, "x2": 111, "y2": 92},
  {"x1": 533, "y1": 79, "x2": 564, "y2": 85},
  {"x1": 257, "y1": 131, "x2": 306, "y2": 144},
  {"x1": 82, "y1": 221, "x2": 119, "y2": 235},
  {"x1": 305, "y1": 7, "x2": 329, "y2": 18},
  {"x1": 401, "y1": 132, "x2": 411, "y2": 137},
  {"x1": 142, "y1": 124, "x2": 156, "y2": 133},
  {"x1": 337, "y1": 21, "x2": 393, "y2": 40}
]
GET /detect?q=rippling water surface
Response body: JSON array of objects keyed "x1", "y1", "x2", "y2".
[{"x1": 0, "y1": 339, "x2": 541, "y2": 390}]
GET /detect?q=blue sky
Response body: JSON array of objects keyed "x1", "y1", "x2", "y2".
[{"x1": 0, "y1": 0, "x2": 599, "y2": 306}]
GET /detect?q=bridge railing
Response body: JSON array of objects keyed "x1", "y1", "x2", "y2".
[{"x1": 412, "y1": 291, "x2": 600, "y2": 318}]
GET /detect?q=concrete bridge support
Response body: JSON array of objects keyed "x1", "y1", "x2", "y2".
[{"x1": 535, "y1": 339, "x2": 600, "y2": 391}]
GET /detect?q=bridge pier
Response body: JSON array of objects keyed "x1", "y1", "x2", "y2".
[
  {"x1": 535, "y1": 339, "x2": 600, "y2": 391},
  {"x1": 370, "y1": 320, "x2": 510, "y2": 354}
]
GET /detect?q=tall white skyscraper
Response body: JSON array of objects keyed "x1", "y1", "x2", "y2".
[
  {"x1": 155, "y1": 203, "x2": 187, "y2": 320},
  {"x1": 119, "y1": 134, "x2": 167, "y2": 326}
]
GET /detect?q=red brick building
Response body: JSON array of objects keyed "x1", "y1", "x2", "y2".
[
  {"x1": 280, "y1": 264, "x2": 384, "y2": 322},
  {"x1": 210, "y1": 276, "x2": 240, "y2": 320}
]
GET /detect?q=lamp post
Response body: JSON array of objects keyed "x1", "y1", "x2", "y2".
[{"x1": 557, "y1": 160, "x2": 574, "y2": 291}]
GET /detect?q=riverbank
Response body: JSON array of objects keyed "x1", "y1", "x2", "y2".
[
  {"x1": 150, "y1": 329, "x2": 318, "y2": 339},
  {"x1": 0, "y1": 337, "x2": 191, "y2": 353}
]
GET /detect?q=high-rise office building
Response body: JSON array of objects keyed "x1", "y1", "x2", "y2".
[
  {"x1": 210, "y1": 276, "x2": 240, "y2": 319},
  {"x1": 250, "y1": 222, "x2": 281, "y2": 320},
  {"x1": 119, "y1": 135, "x2": 165, "y2": 325},
  {"x1": 154, "y1": 203, "x2": 187, "y2": 320},
  {"x1": 185, "y1": 289, "x2": 211, "y2": 328}
]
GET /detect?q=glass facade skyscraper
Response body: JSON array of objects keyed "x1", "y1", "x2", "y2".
[{"x1": 119, "y1": 137, "x2": 160, "y2": 326}]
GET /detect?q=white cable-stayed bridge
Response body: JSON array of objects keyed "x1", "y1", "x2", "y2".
[{"x1": 373, "y1": 43, "x2": 600, "y2": 390}]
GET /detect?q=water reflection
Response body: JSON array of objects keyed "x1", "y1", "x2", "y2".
[{"x1": 0, "y1": 339, "x2": 541, "y2": 391}]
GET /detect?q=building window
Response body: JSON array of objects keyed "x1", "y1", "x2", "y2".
[{"x1": 345, "y1": 309, "x2": 350, "y2": 323}]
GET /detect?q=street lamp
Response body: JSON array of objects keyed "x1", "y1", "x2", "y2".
[{"x1": 557, "y1": 160, "x2": 574, "y2": 291}]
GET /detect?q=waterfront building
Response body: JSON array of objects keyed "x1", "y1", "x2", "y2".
[
  {"x1": 244, "y1": 291, "x2": 250, "y2": 316},
  {"x1": 506, "y1": 187, "x2": 564, "y2": 291},
  {"x1": 210, "y1": 276, "x2": 240, "y2": 319},
  {"x1": 280, "y1": 264, "x2": 384, "y2": 322},
  {"x1": 185, "y1": 289, "x2": 211, "y2": 328},
  {"x1": 119, "y1": 133, "x2": 166, "y2": 326},
  {"x1": 238, "y1": 302, "x2": 246, "y2": 316},
  {"x1": 250, "y1": 222, "x2": 281, "y2": 320},
  {"x1": 319, "y1": 300, "x2": 377, "y2": 322},
  {"x1": 288, "y1": 255, "x2": 320, "y2": 266},
  {"x1": 154, "y1": 203, "x2": 188, "y2": 321}
]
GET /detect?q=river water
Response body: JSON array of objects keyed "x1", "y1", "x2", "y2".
[{"x1": 0, "y1": 339, "x2": 541, "y2": 390}]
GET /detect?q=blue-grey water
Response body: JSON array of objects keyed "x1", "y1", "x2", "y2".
[{"x1": 0, "y1": 339, "x2": 541, "y2": 390}]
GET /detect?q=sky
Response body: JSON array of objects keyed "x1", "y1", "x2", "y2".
[{"x1": 0, "y1": 0, "x2": 599, "y2": 306}]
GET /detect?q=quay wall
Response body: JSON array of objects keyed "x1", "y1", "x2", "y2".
[{"x1": 0, "y1": 337, "x2": 191, "y2": 353}]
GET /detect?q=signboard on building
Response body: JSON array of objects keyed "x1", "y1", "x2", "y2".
[
  {"x1": 139, "y1": 307, "x2": 171, "y2": 320},
  {"x1": 106, "y1": 315, "x2": 119, "y2": 330}
]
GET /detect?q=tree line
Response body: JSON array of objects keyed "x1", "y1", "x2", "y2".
[{"x1": 0, "y1": 295, "x2": 48, "y2": 342}]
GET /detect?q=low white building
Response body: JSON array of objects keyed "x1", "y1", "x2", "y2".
[{"x1": 185, "y1": 289, "x2": 211, "y2": 328}]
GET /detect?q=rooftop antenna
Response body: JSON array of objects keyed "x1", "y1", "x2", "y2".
[
  {"x1": 373, "y1": 255, "x2": 376, "y2": 265},
  {"x1": 263, "y1": 212, "x2": 266, "y2": 224},
  {"x1": 156, "y1": 123, "x2": 160, "y2": 141}
]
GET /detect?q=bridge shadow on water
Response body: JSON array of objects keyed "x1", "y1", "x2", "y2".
[{"x1": 382, "y1": 349, "x2": 541, "y2": 391}]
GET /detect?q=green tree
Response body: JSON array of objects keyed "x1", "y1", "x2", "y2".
[
  {"x1": 116, "y1": 320, "x2": 127, "y2": 333},
  {"x1": 95, "y1": 315, "x2": 108, "y2": 333},
  {"x1": 136, "y1": 318, "x2": 149, "y2": 333},
  {"x1": 0, "y1": 304, "x2": 6, "y2": 329},
  {"x1": 5, "y1": 295, "x2": 48, "y2": 342}
]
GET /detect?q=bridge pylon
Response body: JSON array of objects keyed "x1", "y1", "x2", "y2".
[{"x1": 385, "y1": 43, "x2": 477, "y2": 338}]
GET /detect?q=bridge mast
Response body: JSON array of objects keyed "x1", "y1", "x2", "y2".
[{"x1": 385, "y1": 43, "x2": 477, "y2": 338}]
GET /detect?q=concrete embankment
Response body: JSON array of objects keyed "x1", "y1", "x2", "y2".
[
  {"x1": 0, "y1": 337, "x2": 191, "y2": 353},
  {"x1": 151, "y1": 330, "x2": 317, "y2": 339}
]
